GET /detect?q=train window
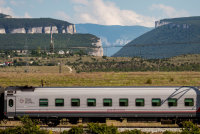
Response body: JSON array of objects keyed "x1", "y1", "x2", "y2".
[
  {"x1": 87, "y1": 99, "x2": 96, "y2": 106},
  {"x1": 152, "y1": 99, "x2": 161, "y2": 106},
  {"x1": 71, "y1": 99, "x2": 80, "y2": 107},
  {"x1": 9, "y1": 99, "x2": 13, "y2": 107},
  {"x1": 185, "y1": 98, "x2": 194, "y2": 106},
  {"x1": 168, "y1": 98, "x2": 177, "y2": 107},
  {"x1": 103, "y1": 99, "x2": 112, "y2": 107},
  {"x1": 136, "y1": 99, "x2": 144, "y2": 106},
  {"x1": 55, "y1": 99, "x2": 64, "y2": 106},
  {"x1": 39, "y1": 99, "x2": 48, "y2": 107},
  {"x1": 119, "y1": 99, "x2": 128, "y2": 106}
]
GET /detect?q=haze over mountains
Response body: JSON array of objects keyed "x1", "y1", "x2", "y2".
[
  {"x1": 113, "y1": 16, "x2": 200, "y2": 59},
  {"x1": 76, "y1": 24, "x2": 152, "y2": 56}
]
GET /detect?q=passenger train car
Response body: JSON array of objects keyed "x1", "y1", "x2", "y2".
[{"x1": 1, "y1": 86, "x2": 200, "y2": 126}]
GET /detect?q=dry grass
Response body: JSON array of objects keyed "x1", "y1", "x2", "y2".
[
  {"x1": 0, "y1": 67, "x2": 200, "y2": 87},
  {"x1": 0, "y1": 66, "x2": 70, "y2": 73}
]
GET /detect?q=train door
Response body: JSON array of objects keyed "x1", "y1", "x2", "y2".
[{"x1": 7, "y1": 96, "x2": 16, "y2": 117}]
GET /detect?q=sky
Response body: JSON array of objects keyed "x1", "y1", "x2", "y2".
[{"x1": 1, "y1": 0, "x2": 200, "y2": 27}]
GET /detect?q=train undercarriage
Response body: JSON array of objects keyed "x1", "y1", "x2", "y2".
[{"x1": 1, "y1": 117, "x2": 199, "y2": 127}]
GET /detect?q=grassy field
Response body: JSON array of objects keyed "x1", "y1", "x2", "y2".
[
  {"x1": 0, "y1": 66, "x2": 200, "y2": 87},
  {"x1": 1, "y1": 54, "x2": 200, "y2": 87},
  {"x1": 0, "y1": 66, "x2": 71, "y2": 73}
]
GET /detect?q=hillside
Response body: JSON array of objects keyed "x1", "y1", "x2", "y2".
[
  {"x1": 0, "y1": 33, "x2": 99, "y2": 50},
  {"x1": 76, "y1": 24, "x2": 152, "y2": 56},
  {"x1": 113, "y1": 16, "x2": 200, "y2": 59}
]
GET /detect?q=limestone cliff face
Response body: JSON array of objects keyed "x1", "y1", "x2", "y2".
[
  {"x1": 43, "y1": 26, "x2": 51, "y2": 33},
  {"x1": 9, "y1": 28, "x2": 26, "y2": 33},
  {"x1": 0, "y1": 25, "x2": 76, "y2": 34},
  {"x1": 0, "y1": 28, "x2": 6, "y2": 34},
  {"x1": 88, "y1": 39, "x2": 104, "y2": 56},
  {"x1": 155, "y1": 21, "x2": 171, "y2": 28},
  {"x1": 66, "y1": 24, "x2": 76, "y2": 34},
  {"x1": 155, "y1": 20, "x2": 190, "y2": 29},
  {"x1": 27, "y1": 27, "x2": 43, "y2": 33},
  {"x1": 51, "y1": 26, "x2": 58, "y2": 33}
]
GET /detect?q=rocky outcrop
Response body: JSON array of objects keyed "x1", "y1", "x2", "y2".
[
  {"x1": 27, "y1": 27, "x2": 43, "y2": 33},
  {"x1": 51, "y1": 26, "x2": 58, "y2": 33},
  {"x1": 155, "y1": 20, "x2": 190, "y2": 29},
  {"x1": 0, "y1": 24, "x2": 76, "y2": 34},
  {"x1": 4, "y1": 15, "x2": 12, "y2": 18},
  {"x1": 66, "y1": 24, "x2": 76, "y2": 34},
  {"x1": 43, "y1": 26, "x2": 51, "y2": 33},
  {"x1": 9, "y1": 28, "x2": 26, "y2": 33},
  {"x1": 89, "y1": 39, "x2": 104, "y2": 56},
  {"x1": 0, "y1": 28, "x2": 5, "y2": 34},
  {"x1": 155, "y1": 21, "x2": 171, "y2": 28}
]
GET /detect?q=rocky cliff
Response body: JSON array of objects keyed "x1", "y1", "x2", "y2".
[
  {"x1": 89, "y1": 39, "x2": 104, "y2": 56},
  {"x1": 155, "y1": 19, "x2": 190, "y2": 29},
  {"x1": 0, "y1": 17, "x2": 76, "y2": 34},
  {"x1": 0, "y1": 24, "x2": 76, "y2": 34}
]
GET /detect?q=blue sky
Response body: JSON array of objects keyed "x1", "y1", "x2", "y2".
[{"x1": 1, "y1": 0, "x2": 200, "y2": 27}]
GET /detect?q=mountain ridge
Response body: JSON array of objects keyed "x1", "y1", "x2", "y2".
[{"x1": 113, "y1": 16, "x2": 200, "y2": 59}]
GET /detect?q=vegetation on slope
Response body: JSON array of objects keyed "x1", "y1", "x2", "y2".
[
  {"x1": 66, "y1": 54, "x2": 200, "y2": 72},
  {"x1": 161, "y1": 16, "x2": 200, "y2": 25},
  {"x1": 113, "y1": 16, "x2": 200, "y2": 58},
  {"x1": 0, "y1": 33, "x2": 99, "y2": 50}
]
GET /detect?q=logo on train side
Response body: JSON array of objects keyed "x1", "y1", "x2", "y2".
[
  {"x1": 19, "y1": 98, "x2": 34, "y2": 104},
  {"x1": 25, "y1": 98, "x2": 34, "y2": 104},
  {"x1": 20, "y1": 98, "x2": 24, "y2": 103}
]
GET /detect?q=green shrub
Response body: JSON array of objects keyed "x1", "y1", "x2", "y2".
[
  {"x1": 120, "y1": 129, "x2": 143, "y2": 134},
  {"x1": 87, "y1": 123, "x2": 118, "y2": 134},
  {"x1": 145, "y1": 78, "x2": 152, "y2": 84},
  {"x1": 181, "y1": 121, "x2": 200, "y2": 134},
  {"x1": 163, "y1": 130, "x2": 180, "y2": 134},
  {"x1": 0, "y1": 116, "x2": 49, "y2": 134},
  {"x1": 169, "y1": 78, "x2": 174, "y2": 82},
  {"x1": 61, "y1": 126, "x2": 84, "y2": 134}
]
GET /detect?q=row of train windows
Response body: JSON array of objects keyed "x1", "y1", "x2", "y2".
[{"x1": 38, "y1": 98, "x2": 194, "y2": 107}]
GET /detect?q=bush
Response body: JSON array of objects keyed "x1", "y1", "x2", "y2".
[
  {"x1": 120, "y1": 129, "x2": 143, "y2": 134},
  {"x1": 163, "y1": 130, "x2": 180, "y2": 134},
  {"x1": 145, "y1": 78, "x2": 152, "y2": 84},
  {"x1": 0, "y1": 116, "x2": 49, "y2": 134},
  {"x1": 181, "y1": 121, "x2": 200, "y2": 134},
  {"x1": 87, "y1": 123, "x2": 118, "y2": 134},
  {"x1": 169, "y1": 78, "x2": 174, "y2": 82},
  {"x1": 61, "y1": 126, "x2": 84, "y2": 134}
]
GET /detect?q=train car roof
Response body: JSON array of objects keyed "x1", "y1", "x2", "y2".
[{"x1": 6, "y1": 86, "x2": 199, "y2": 96}]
